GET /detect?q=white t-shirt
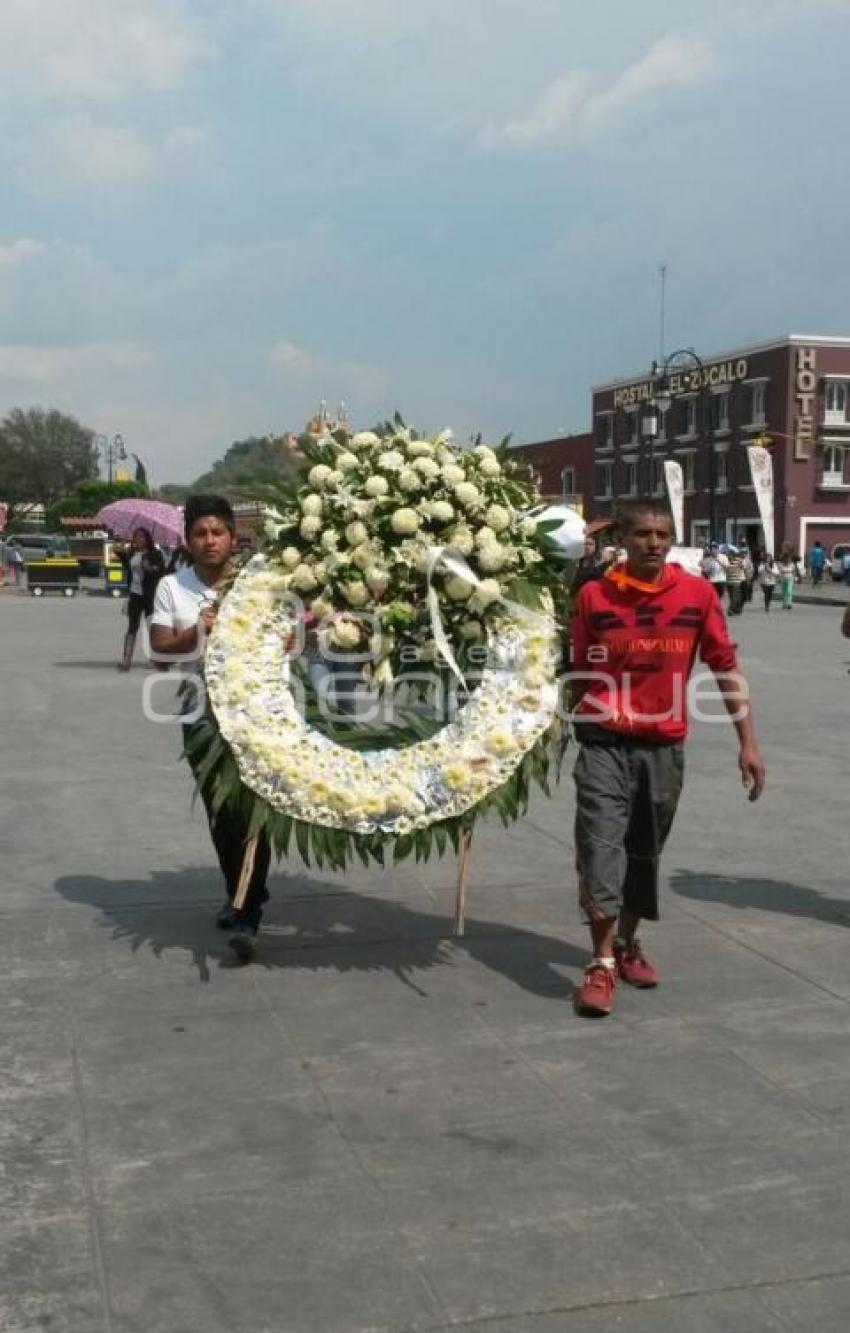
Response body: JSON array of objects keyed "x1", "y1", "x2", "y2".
[{"x1": 151, "y1": 565, "x2": 220, "y2": 631}]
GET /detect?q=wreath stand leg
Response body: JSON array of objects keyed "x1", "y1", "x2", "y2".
[
  {"x1": 231, "y1": 834, "x2": 259, "y2": 913},
  {"x1": 453, "y1": 828, "x2": 472, "y2": 938}
]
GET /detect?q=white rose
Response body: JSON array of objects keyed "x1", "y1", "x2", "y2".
[
  {"x1": 336, "y1": 450, "x2": 359, "y2": 471},
  {"x1": 406, "y1": 439, "x2": 434, "y2": 458},
  {"x1": 399, "y1": 540, "x2": 430, "y2": 573},
  {"x1": 479, "y1": 456, "x2": 501, "y2": 477},
  {"x1": 308, "y1": 464, "x2": 333, "y2": 488},
  {"x1": 280, "y1": 546, "x2": 301, "y2": 570},
  {"x1": 391, "y1": 507, "x2": 420, "y2": 536},
  {"x1": 473, "y1": 445, "x2": 496, "y2": 460},
  {"x1": 378, "y1": 449, "x2": 405, "y2": 472},
  {"x1": 365, "y1": 564, "x2": 389, "y2": 596},
  {"x1": 365, "y1": 475, "x2": 389, "y2": 497},
  {"x1": 485, "y1": 504, "x2": 511, "y2": 533},
  {"x1": 342, "y1": 581, "x2": 369, "y2": 608},
  {"x1": 301, "y1": 493, "x2": 323, "y2": 516},
  {"x1": 313, "y1": 559, "x2": 328, "y2": 582},
  {"x1": 446, "y1": 524, "x2": 474, "y2": 555},
  {"x1": 520, "y1": 516, "x2": 538, "y2": 540},
  {"x1": 474, "y1": 526, "x2": 498, "y2": 548},
  {"x1": 345, "y1": 520, "x2": 368, "y2": 547},
  {"x1": 351, "y1": 431, "x2": 379, "y2": 449},
  {"x1": 351, "y1": 543, "x2": 374, "y2": 570},
  {"x1": 291, "y1": 563, "x2": 318, "y2": 593},
  {"x1": 470, "y1": 577, "x2": 502, "y2": 611},
  {"x1": 478, "y1": 543, "x2": 509, "y2": 573},
  {"x1": 320, "y1": 528, "x2": 340, "y2": 552},
  {"x1": 300, "y1": 516, "x2": 322, "y2": 540},
  {"x1": 429, "y1": 500, "x2": 454, "y2": 524},
  {"x1": 311, "y1": 595, "x2": 334, "y2": 620},
  {"x1": 398, "y1": 468, "x2": 422, "y2": 493},
  {"x1": 413, "y1": 456, "x2": 440, "y2": 479},
  {"x1": 444, "y1": 575, "x2": 472, "y2": 602},
  {"x1": 329, "y1": 618, "x2": 363, "y2": 650},
  {"x1": 441, "y1": 463, "x2": 465, "y2": 485},
  {"x1": 454, "y1": 481, "x2": 480, "y2": 508}
]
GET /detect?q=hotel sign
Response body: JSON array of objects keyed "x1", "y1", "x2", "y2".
[
  {"x1": 612, "y1": 359, "x2": 749, "y2": 408},
  {"x1": 793, "y1": 346, "x2": 816, "y2": 460}
]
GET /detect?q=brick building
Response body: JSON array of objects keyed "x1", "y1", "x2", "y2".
[{"x1": 515, "y1": 334, "x2": 850, "y2": 558}]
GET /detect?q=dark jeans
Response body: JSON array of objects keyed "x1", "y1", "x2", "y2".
[
  {"x1": 762, "y1": 585, "x2": 775, "y2": 611},
  {"x1": 727, "y1": 582, "x2": 743, "y2": 615},
  {"x1": 184, "y1": 724, "x2": 271, "y2": 926}
]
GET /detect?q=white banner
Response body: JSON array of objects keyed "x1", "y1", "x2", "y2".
[
  {"x1": 747, "y1": 445, "x2": 774, "y2": 556},
  {"x1": 663, "y1": 460, "x2": 685, "y2": 545}
]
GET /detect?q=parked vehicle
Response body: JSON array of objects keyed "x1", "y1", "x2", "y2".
[{"x1": 4, "y1": 532, "x2": 71, "y2": 561}]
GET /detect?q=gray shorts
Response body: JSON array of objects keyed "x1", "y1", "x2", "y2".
[{"x1": 573, "y1": 728, "x2": 685, "y2": 923}]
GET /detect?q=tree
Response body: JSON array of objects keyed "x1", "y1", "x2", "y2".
[
  {"x1": 188, "y1": 433, "x2": 303, "y2": 503},
  {"x1": 0, "y1": 407, "x2": 99, "y2": 523},
  {"x1": 44, "y1": 478, "x2": 150, "y2": 531}
]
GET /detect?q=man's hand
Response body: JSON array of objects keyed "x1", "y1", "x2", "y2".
[
  {"x1": 199, "y1": 604, "x2": 218, "y2": 633},
  {"x1": 739, "y1": 745, "x2": 765, "y2": 802}
]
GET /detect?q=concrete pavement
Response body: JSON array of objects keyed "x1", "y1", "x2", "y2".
[{"x1": 1, "y1": 591, "x2": 849, "y2": 1332}]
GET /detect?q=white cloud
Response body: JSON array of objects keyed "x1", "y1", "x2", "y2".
[
  {"x1": 270, "y1": 339, "x2": 318, "y2": 376},
  {"x1": 0, "y1": 239, "x2": 48, "y2": 268},
  {"x1": 481, "y1": 35, "x2": 717, "y2": 149},
  {"x1": 0, "y1": 342, "x2": 153, "y2": 383},
  {"x1": 269, "y1": 337, "x2": 389, "y2": 403},
  {"x1": 0, "y1": 0, "x2": 206, "y2": 98}
]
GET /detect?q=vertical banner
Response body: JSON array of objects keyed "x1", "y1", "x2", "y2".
[
  {"x1": 747, "y1": 445, "x2": 774, "y2": 555},
  {"x1": 663, "y1": 459, "x2": 685, "y2": 545}
]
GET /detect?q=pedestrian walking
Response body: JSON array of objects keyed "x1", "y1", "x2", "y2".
[
  {"x1": 570, "y1": 498, "x2": 765, "y2": 1018},
  {"x1": 808, "y1": 540, "x2": 827, "y2": 587},
  {"x1": 701, "y1": 541, "x2": 728, "y2": 602},
  {"x1": 726, "y1": 546, "x2": 746, "y2": 615},
  {"x1": 117, "y1": 528, "x2": 164, "y2": 670},
  {"x1": 777, "y1": 547, "x2": 799, "y2": 610},
  {"x1": 758, "y1": 555, "x2": 777, "y2": 612},
  {"x1": 149, "y1": 495, "x2": 271, "y2": 963},
  {"x1": 8, "y1": 544, "x2": 25, "y2": 586}
]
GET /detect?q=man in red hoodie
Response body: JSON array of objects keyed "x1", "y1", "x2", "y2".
[{"x1": 570, "y1": 498, "x2": 765, "y2": 1017}]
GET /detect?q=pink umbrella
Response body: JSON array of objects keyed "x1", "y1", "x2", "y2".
[{"x1": 95, "y1": 498, "x2": 184, "y2": 548}]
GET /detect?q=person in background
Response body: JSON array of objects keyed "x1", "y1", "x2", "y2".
[
  {"x1": 8, "y1": 544, "x2": 25, "y2": 586},
  {"x1": 843, "y1": 548, "x2": 850, "y2": 587},
  {"x1": 758, "y1": 555, "x2": 777, "y2": 612},
  {"x1": 739, "y1": 545, "x2": 755, "y2": 607},
  {"x1": 118, "y1": 527, "x2": 164, "y2": 670},
  {"x1": 701, "y1": 542, "x2": 728, "y2": 601},
  {"x1": 808, "y1": 540, "x2": 827, "y2": 587},
  {"x1": 570, "y1": 535, "x2": 606, "y2": 597},
  {"x1": 725, "y1": 546, "x2": 746, "y2": 616},
  {"x1": 777, "y1": 546, "x2": 799, "y2": 611},
  {"x1": 149, "y1": 495, "x2": 271, "y2": 963}
]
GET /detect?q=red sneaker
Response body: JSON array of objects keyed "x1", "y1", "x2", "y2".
[
  {"x1": 575, "y1": 962, "x2": 617, "y2": 1016},
  {"x1": 614, "y1": 940, "x2": 658, "y2": 988}
]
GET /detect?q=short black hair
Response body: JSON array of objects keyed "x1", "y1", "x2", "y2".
[
  {"x1": 184, "y1": 494, "x2": 236, "y2": 537},
  {"x1": 613, "y1": 497, "x2": 673, "y2": 535}
]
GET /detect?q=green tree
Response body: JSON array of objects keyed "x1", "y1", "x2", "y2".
[
  {"x1": 44, "y1": 478, "x2": 150, "y2": 531},
  {"x1": 0, "y1": 407, "x2": 99, "y2": 524},
  {"x1": 189, "y1": 433, "x2": 303, "y2": 501}
]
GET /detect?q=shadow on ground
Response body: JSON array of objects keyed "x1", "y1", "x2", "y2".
[
  {"x1": 670, "y1": 870, "x2": 850, "y2": 929},
  {"x1": 55, "y1": 867, "x2": 585, "y2": 996}
]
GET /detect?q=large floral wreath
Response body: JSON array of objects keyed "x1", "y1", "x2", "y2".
[{"x1": 187, "y1": 418, "x2": 574, "y2": 872}]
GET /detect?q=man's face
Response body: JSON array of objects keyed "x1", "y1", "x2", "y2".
[
  {"x1": 186, "y1": 516, "x2": 234, "y2": 568},
  {"x1": 621, "y1": 510, "x2": 673, "y2": 577},
  {"x1": 584, "y1": 537, "x2": 596, "y2": 557}
]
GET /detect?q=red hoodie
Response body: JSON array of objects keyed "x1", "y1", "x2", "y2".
[{"x1": 571, "y1": 563, "x2": 738, "y2": 743}]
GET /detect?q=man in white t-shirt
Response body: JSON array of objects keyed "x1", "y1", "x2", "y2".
[{"x1": 150, "y1": 495, "x2": 271, "y2": 962}]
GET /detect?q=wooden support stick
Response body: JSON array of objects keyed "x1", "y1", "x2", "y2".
[
  {"x1": 453, "y1": 827, "x2": 472, "y2": 938},
  {"x1": 232, "y1": 834, "x2": 259, "y2": 912}
]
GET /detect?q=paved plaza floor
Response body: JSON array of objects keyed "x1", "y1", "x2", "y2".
[{"x1": 1, "y1": 590, "x2": 849, "y2": 1332}]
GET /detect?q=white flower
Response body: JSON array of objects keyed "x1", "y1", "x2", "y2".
[
  {"x1": 479, "y1": 456, "x2": 501, "y2": 477},
  {"x1": 311, "y1": 595, "x2": 334, "y2": 620},
  {"x1": 459, "y1": 620, "x2": 483, "y2": 640},
  {"x1": 342, "y1": 581, "x2": 369, "y2": 608},
  {"x1": 444, "y1": 575, "x2": 472, "y2": 602},
  {"x1": 446, "y1": 524, "x2": 474, "y2": 555},
  {"x1": 329, "y1": 617, "x2": 363, "y2": 650},
  {"x1": 291, "y1": 563, "x2": 318, "y2": 593},
  {"x1": 473, "y1": 445, "x2": 497, "y2": 460},
  {"x1": 300, "y1": 515, "x2": 322, "y2": 540},
  {"x1": 441, "y1": 463, "x2": 465, "y2": 486},
  {"x1": 398, "y1": 468, "x2": 423, "y2": 493},
  {"x1": 351, "y1": 431, "x2": 379, "y2": 449},
  {"x1": 478, "y1": 543, "x2": 509, "y2": 573},
  {"x1": 485, "y1": 504, "x2": 511, "y2": 533},
  {"x1": 325, "y1": 469, "x2": 344, "y2": 490},
  {"x1": 406, "y1": 439, "x2": 434, "y2": 458},
  {"x1": 365, "y1": 564, "x2": 389, "y2": 596},
  {"x1": 475, "y1": 526, "x2": 498, "y2": 548},
  {"x1": 336, "y1": 450, "x2": 359, "y2": 471},
  {"x1": 280, "y1": 546, "x2": 302, "y2": 570},
  {"x1": 264, "y1": 518, "x2": 285, "y2": 541},
  {"x1": 399, "y1": 540, "x2": 430, "y2": 573},
  {"x1": 470, "y1": 577, "x2": 502, "y2": 611},
  {"x1": 301, "y1": 494, "x2": 323, "y2": 516},
  {"x1": 413, "y1": 456, "x2": 440, "y2": 479},
  {"x1": 308, "y1": 464, "x2": 333, "y2": 488},
  {"x1": 378, "y1": 449, "x2": 405, "y2": 472},
  {"x1": 313, "y1": 559, "x2": 328, "y2": 582},
  {"x1": 351, "y1": 543, "x2": 375, "y2": 570},
  {"x1": 520, "y1": 516, "x2": 538, "y2": 540},
  {"x1": 345, "y1": 520, "x2": 368, "y2": 547},
  {"x1": 391, "y1": 507, "x2": 420, "y2": 536},
  {"x1": 320, "y1": 528, "x2": 340, "y2": 552},
  {"x1": 454, "y1": 481, "x2": 480, "y2": 508},
  {"x1": 365, "y1": 475, "x2": 389, "y2": 497},
  {"x1": 429, "y1": 500, "x2": 455, "y2": 524}
]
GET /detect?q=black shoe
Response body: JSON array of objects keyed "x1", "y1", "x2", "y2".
[
  {"x1": 215, "y1": 887, "x2": 270, "y2": 930},
  {"x1": 227, "y1": 920, "x2": 258, "y2": 963}
]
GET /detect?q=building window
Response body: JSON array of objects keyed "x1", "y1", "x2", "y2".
[
  {"x1": 822, "y1": 444, "x2": 846, "y2": 487},
  {"x1": 679, "y1": 396, "x2": 696, "y2": 438},
  {"x1": 715, "y1": 449, "x2": 729, "y2": 492},
  {"x1": 597, "y1": 414, "x2": 614, "y2": 450},
  {"x1": 680, "y1": 452, "x2": 696, "y2": 492},
  {"x1": 652, "y1": 458, "x2": 665, "y2": 496},
  {"x1": 750, "y1": 382, "x2": 766, "y2": 425},
  {"x1": 624, "y1": 408, "x2": 638, "y2": 446},
  {"x1": 596, "y1": 461, "x2": 613, "y2": 498},
  {"x1": 561, "y1": 466, "x2": 576, "y2": 498},
  {"x1": 624, "y1": 457, "x2": 638, "y2": 496},
  {"x1": 824, "y1": 381, "x2": 849, "y2": 427},
  {"x1": 710, "y1": 390, "x2": 730, "y2": 433}
]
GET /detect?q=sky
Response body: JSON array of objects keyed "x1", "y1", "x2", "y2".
[{"x1": 1, "y1": 0, "x2": 849, "y2": 484}]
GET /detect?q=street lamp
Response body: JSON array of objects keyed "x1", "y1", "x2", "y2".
[{"x1": 98, "y1": 432, "x2": 127, "y2": 485}]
